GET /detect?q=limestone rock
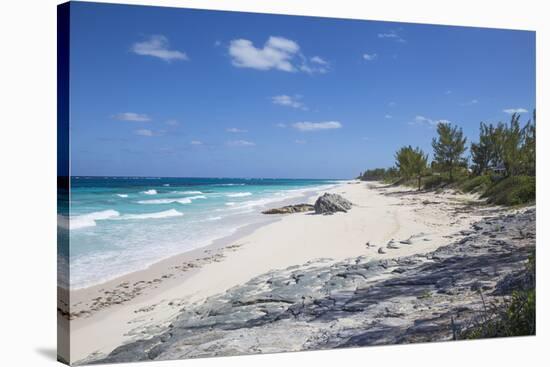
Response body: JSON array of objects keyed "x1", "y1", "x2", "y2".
[
  {"x1": 314, "y1": 193, "x2": 352, "y2": 214},
  {"x1": 262, "y1": 204, "x2": 314, "y2": 215}
]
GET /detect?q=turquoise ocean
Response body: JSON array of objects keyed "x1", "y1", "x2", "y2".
[{"x1": 59, "y1": 177, "x2": 342, "y2": 289}]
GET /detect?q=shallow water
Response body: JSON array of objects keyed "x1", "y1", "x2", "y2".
[{"x1": 59, "y1": 177, "x2": 341, "y2": 289}]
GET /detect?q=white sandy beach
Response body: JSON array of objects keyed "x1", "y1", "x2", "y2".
[{"x1": 68, "y1": 181, "x2": 484, "y2": 363}]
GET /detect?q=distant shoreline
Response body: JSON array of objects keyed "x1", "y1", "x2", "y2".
[{"x1": 69, "y1": 175, "x2": 350, "y2": 181}]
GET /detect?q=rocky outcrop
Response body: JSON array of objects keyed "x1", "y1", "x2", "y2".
[
  {"x1": 262, "y1": 204, "x2": 314, "y2": 215},
  {"x1": 314, "y1": 193, "x2": 352, "y2": 214},
  {"x1": 90, "y1": 208, "x2": 535, "y2": 365}
]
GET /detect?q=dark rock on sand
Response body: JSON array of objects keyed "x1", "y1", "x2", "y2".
[
  {"x1": 387, "y1": 240, "x2": 400, "y2": 249},
  {"x1": 314, "y1": 193, "x2": 352, "y2": 214},
  {"x1": 262, "y1": 204, "x2": 314, "y2": 215}
]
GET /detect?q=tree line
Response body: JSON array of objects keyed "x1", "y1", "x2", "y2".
[{"x1": 358, "y1": 111, "x2": 536, "y2": 191}]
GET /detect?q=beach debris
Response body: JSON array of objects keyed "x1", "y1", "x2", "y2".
[
  {"x1": 134, "y1": 305, "x2": 156, "y2": 314},
  {"x1": 314, "y1": 193, "x2": 352, "y2": 214},
  {"x1": 262, "y1": 204, "x2": 314, "y2": 214},
  {"x1": 422, "y1": 200, "x2": 439, "y2": 205},
  {"x1": 400, "y1": 237, "x2": 413, "y2": 245},
  {"x1": 378, "y1": 247, "x2": 387, "y2": 254},
  {"x1": 387, "y1": 239, "x2": 400, "y2": 249}
]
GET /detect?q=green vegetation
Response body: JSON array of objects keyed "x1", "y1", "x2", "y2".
[
  {"x1": 357, "y1": 167, "x2": 398, "y2": 182},
  {"x1": 358, "y1": 111, "x2": 536, "y2": 206},
  {"x1": 431, "y1": 122, "x2": 467, "y2": 181},
  {"x1": 483, "y1": 176, "x2": 536, "y2": 206},
  {"x1": 459, "y1": 175, "x2": 492, "y2": 193},
  {"x1": 418, "y1": 289, "x2": 432, "y2": 300},
  {"x1": 394, "y1": 146, "x2": 428, "y2": 190},
  {"x1": 470, "y1": 122, "x2": 493, "y2": 175},
  {"x1": 462, "y1": 252, "x2": 535, "y2": 339},
  {"x1": 357, "y1": 168, "x2": 386, "y2": 181},
  {"x1": 463, "y1": 289, "x2": 536, "y2": 339},
  {"x1": 421, "y1": 175, "x2": 448, "y2": 191}
]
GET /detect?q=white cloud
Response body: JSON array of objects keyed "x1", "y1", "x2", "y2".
[
  {"x1": 292, "y1": 121, "x2": 342, "y2": 132},
  {"x1": 135, "y1": 129, "x2": 165, "y2": 137},
  {"x1": 268, "y1": 37, "x2": 300, "y2": 53},
  {"x1": 276, "y1": 123, "x2": 287, "y2": 128},
  {"x1": 114, "y1": 112, "x2": 151, "y2": 122},
  {"x1": 310, "y1": 56, "x2": 328, "y2": 65},
  {"x1": 412, "y1": 115, "x2": 435, "y2": 126},
  {"x1": 229, "y1": 37, "x2": 298, "y2": 71},
  {"x1": 363, "y1": 53, "x2": 378, "y2": 61},
  {"x1": 299, "y1": 56, "x2": 329, "y2": 74},
  {"x1": 132, "y1": 35, "x2": 188, "y2": 62},
  {"x1": 385, "y1": 114, "x2": 393, "y2": 119},
  {"x1": 135, "y1": 129, "x2": 153, "y2": 137},
  {"x1": 271, "y1": 95, "x2": 306, "y2": 110},
  {"x1": 445, "y1": 90, "x2": 452, "y2": 95},
  {"x1": 461, "y1": 99, "x2": 479, "y2": 106},
  {"x1": 410, "y1": 115, "x2": 451, "y2": 128},
  {"x1": 165, "y1": 119, "x2": 180, "y2": 126},
  {"x1": 388, "y1": 101, "x2": 397, "y2": 107},
  {"x1": 227, "y1": 140, "x2": 256, "y2": 147},
  {"x1": 226, "y1": 127, "x2": 248, "y2": 133},
  {"x1": 378, "y1": 33, "x2": 398, "y2": 39},
  {"x1": 294, "y1": 139, "x2": 307, "y2": 144},
  {"x1": 503, "y1": 108, "x2": 528, "y2": 114},
  {"x1": 229, "y1": 36, "x2": 328, "y2": 74},
  {"x1": 414, "y1": 115, "x2": 430, "y2": 123},
  {"x1": 378, "y1": 30, "x2": 406, "y2": 43},
  {"x1": 190, "y1": 140, "x2": 203, "y2": 145}
]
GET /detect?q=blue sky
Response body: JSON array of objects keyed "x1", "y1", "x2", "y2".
[{"x1": 69, "y1": 2, "x2": 535, "y2": 179}]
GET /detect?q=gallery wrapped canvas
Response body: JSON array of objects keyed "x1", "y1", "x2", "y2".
[{"x1": 57, "y1": 1, "x2": 536, "y2": 365}]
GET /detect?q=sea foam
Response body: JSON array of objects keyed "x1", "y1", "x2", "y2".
[
  {"x1": 142, "y1": 189, "x2": 158, "y2": 195},
  {"x1": 71, "y1": 210, "x2": 120, "y2": 229},
  {"x1": 226, "y1": 192, "x2": 252, "y2": 197},
  {"x1": 119, "y1": 209, "x2": 183, "y2": 220},
  {"x1": 137, "y1": 195, "x2": 206, "y2": 205}
]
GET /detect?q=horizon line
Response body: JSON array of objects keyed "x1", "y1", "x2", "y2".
[{"x1": 64, "y1": 175, "x2": 352, "y2": 181}]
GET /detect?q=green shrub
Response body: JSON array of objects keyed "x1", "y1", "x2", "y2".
[
  {"x1": 389, "y1": 177, "x2": 417, "y2": 188},
  {"x1": 505, "y1": 289, "x2": 536, "y2": 335},
  {"x1": 422, "y1": 175, "x2": 447, "y2": 190},
  {"x1": 483, "y1": 176, "x2": 536, "y2": 205},
  {"x1": 460, "y1": 175, "x2": 492, "y2": 193},
  {"x1": 383, "y1": 177, "x2": 400, "y2": 185},
  {"x1": 463, "y1": 251, "x2": 536, "y2": 339},
  {"x1": 463, "y1": 289, "x2": 536, "y2": 339}
]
